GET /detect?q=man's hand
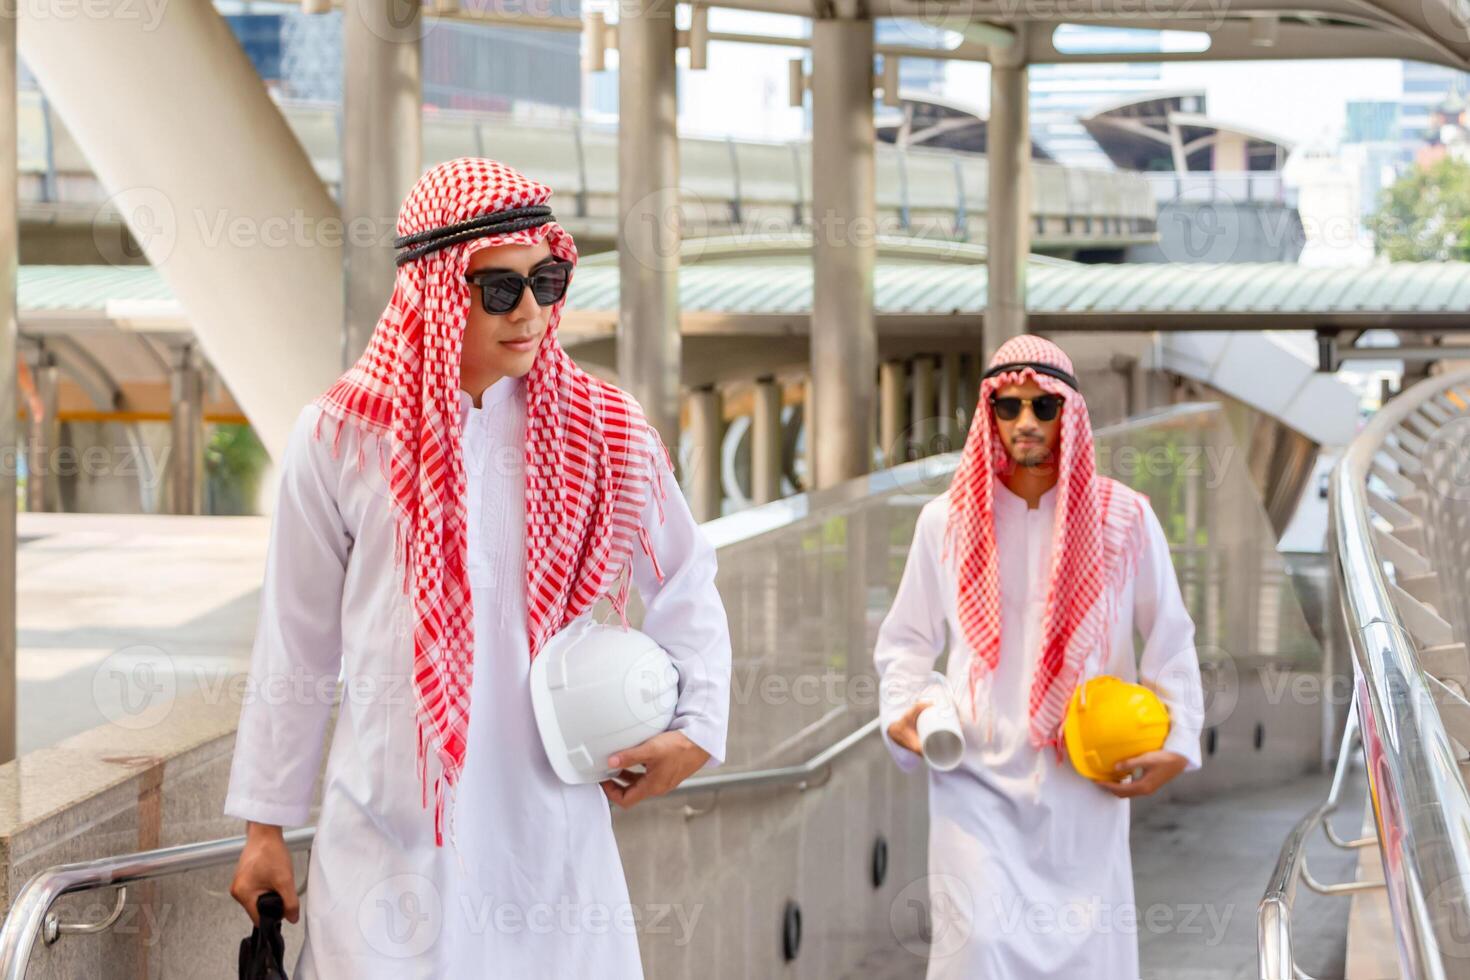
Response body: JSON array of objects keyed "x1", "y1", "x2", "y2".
[
  {"x1": 885, "y1": 700, "x2": 933, "y2": 758},
  {"x1": 1099, "y1": 750, "x2": 1188, "y2": 798},
  {"x1": 600, "y1": 731, "x2": 710, "y2": 810},
  {"x1": 230, "y1": 822, "x2": 300, "y2": 926}
]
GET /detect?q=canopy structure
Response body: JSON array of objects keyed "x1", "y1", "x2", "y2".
[
  {"x1": 24, "y1": 241, "x2": 1463, "y2": 393},
  {"x1": 690, "y1": 0, "x2": 1470, "y2": 72}
]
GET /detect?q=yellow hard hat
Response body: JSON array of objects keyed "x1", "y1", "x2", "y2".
[{"x1": 1063, "y1": 675, "x2": 1171, "y2": 782}]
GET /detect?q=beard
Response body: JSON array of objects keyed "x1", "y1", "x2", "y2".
[{"x1": 1010, "y1": 439, "x2": 1057, "y2": 471}]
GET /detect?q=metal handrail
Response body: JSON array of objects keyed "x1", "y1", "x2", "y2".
[
  {"x1": 669, "y1": 716, "x2": 880, "y2": 799},
  {"x1": 0, "y1": 718, "x2": 882, "y2": 975},
  {"x1": 1328, "y1": 368, "x2": 1470, "y2": 980},
  {"x1": 1259, "y1": 701, "x2": 1383, "y2": 980},
  {"x1": 0, "y1": 828, "x2": 314, "y2": 980}
]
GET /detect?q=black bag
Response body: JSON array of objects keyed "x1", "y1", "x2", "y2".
[{"x1": 238, "y1": 890, "x2": 289, "y2": 980}]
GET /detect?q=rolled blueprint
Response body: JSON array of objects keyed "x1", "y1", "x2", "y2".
[{"x1": 916, "y1": 671, "x2": 965, "y2": 771}]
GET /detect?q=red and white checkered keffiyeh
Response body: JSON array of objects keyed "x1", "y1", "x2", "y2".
[
  {"x1": 312, "y1": 158, "x2": 670, "y2": 846},
  {"x1": 943, "y1": 335, "x2": 1148, "y2": 762}
]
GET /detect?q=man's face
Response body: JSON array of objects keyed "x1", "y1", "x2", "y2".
[
  {"x1": 461, "y1": 239, "x2": 558, "y2": 382},
  {"x1": 992, "y1": 379, "x2": 1063, "y2": 468}
]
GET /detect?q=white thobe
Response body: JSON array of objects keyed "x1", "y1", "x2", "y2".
[
  {"x1": 224, "y1": 373, "x2": 732, "y2": 979},
  {"x1": 873, "y1": 475, "x2": 1204, "y2": 980}
]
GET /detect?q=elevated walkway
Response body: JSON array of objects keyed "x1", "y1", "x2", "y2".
[
  {"x1": 0, "y1": 399, "x2": 1327, "y2": 977},
  {"x1": 19, "y1": 89, "x2": 1157, "y2": 266}
]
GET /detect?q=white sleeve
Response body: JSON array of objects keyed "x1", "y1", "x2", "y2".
[
  {"x1": 873, "y1": 501, "x2": 949, "y2": 773},
  {"x1": 630, "y1": 430, "x2": 733, "y2": 770},
  {"x1": 223, "y1": 405, "x2": 351, "y2": 827},
  {"x1": 1133, "y1": 501, "x2": 1206, "y2": 772}
]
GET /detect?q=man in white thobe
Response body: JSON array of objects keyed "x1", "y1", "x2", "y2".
[
  {"x1": 874, "y1": 335, "x2": 1205, "y2": 979},
  {"x1": 224, "y1": 158, "x2": 732, "y2": 978}
]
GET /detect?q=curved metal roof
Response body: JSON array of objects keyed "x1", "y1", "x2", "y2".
[
  {"x1": 567, "y1": 239, "x2": 1470, "y2": 329},
  {"x1": 22, "y1": 249, "x2": 1470, "y2": 332},
  {"x1": 1078, "y1": 89, "x2": 1295, "y2": 172},
  {"x1": 1081, "y1": 89, "x2": 1208, "y2": 121}
]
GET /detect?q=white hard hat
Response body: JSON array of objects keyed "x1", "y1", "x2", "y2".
[{"x1": 529, "y1": 614, "x2": 681, "y2": 785}]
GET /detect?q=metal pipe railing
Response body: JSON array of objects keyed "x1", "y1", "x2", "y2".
[
  {"x1": 1322, "y1": 368, "x2": 1470, "y2": 980},
  {"x1": 1259, "y1": 701, "x2": 1382, "y2": 980},
  {"x1": 0, "y1": 827, "x2": 314, "y2": 980},
  {"x1": 670, "y1": 717, "x2": 879, "y2": 798}
]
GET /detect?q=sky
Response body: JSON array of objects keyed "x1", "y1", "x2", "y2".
[{"x1": 1152, "y1": 58, "x2": 1405, "y2": 150}]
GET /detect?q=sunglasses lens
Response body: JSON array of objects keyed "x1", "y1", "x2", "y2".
[
  {"x1": 530, "y1": 265, "x2": 571, "y2": 306},
  {"x1": 991, "y1": 397, "x2": 1021, "y2": 421},
  {"x1": 991, "y1": 395, "x2": 1063, "y2": 421},
  {"x1": 478, "y1": 277, "x2": 524, "y2": 314}
]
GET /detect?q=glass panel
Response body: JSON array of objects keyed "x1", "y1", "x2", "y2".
[{"x1": 1095, "y1": 402, "x2": 1323, "y2": 674}]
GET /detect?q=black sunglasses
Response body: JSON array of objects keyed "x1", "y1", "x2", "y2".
[
  {"x1": 463, "y1": 260, "x2": 573, "y2": 315},
  {"x1": 990, "y1": 394, "x2": 1065, "y2": 422}
]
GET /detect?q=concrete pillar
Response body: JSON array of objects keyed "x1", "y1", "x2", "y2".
[
  {"x1": 618, "y1": 0, "x2": 682, "y2": 451},
  {"x1": 1110, "y1": 353, "x2": 1146, "y2": 421},
  {"x1": 870, "y1": 378, "x2": 879, "y2": 473},
  {"x1": 687, "y1": 385, "x2": 722, "y2": 521},
  {"x1": 910, "y1": 355, "x2": 936, "y2": 458},
  {"x1": 802, "y1": 376, "x2": 816, "y2": 491},
  {"x1": 810, "y1": 17, "x2": 876, "y2": 488},
  {"x1": 25, "y1": 350, "x2": 59, "y2": 513},
  {"x1": 342, "y1": 0, "x2": 421, "y2": 366},
  {"x1": 169, "y1": 344, "x2": 205, "y2": 516},
  {"x1": 879, "y1": 359, "x2": 906, "y2": 467},
  {"x1": 751, "y1": 376, "x2": 783, "y2": 505},
  {"x1": 959, "y1": 352, "x2": 981, "y2": 436},
  {"x1": 0, "y1": 2, "x2": 14, "y2": 763},
  {"x1": 19, "y1": 0, "x2": 344, "y2": 462},
  {"x1": 1183, "y1": 458, "x2": 1202, "y2": 623},
  {"x1": 938, "y1": 352, "x2": 960, "y2": 450},
  {"x1": 986, "y1": 25, "x2": 1031, "y2": 353},
  {"x1": 1130, "y1": 358, "x2": 1147, "y2": 416}
]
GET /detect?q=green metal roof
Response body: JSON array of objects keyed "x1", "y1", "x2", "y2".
[
  {"x1": 20, "y1": 265, "x2": 175, "y2": 312},
  {"x1": 20, "y1": 246, "x2": 1470, "y2": 326},
  {"x1": 572, "y1": 259, "x2": 1470, "y2": 319},
  {"x1": 568, "y1": 237, "x2": 1470, "y2": 319}
]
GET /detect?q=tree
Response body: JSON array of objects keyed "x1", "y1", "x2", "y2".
[
  {"x1": 1369, "y1": 156, "x2": 1470, "y2": 261},
  {"x1": 205, "y1": 422, "x2": 269, "y2": 515}
]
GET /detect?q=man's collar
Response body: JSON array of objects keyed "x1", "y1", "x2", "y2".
[{"x1": 992, "y1": 469, "x2": 1058, "y2": 513}]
